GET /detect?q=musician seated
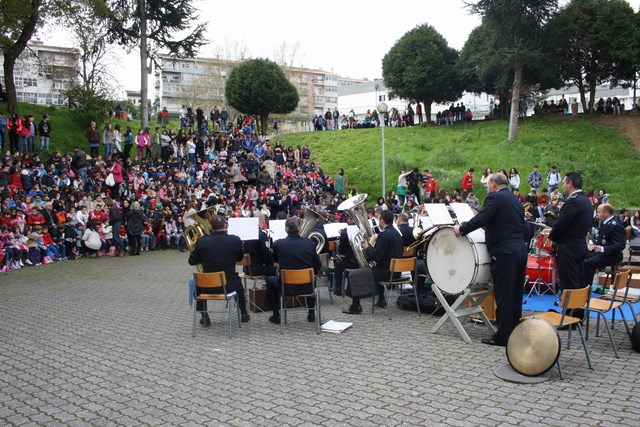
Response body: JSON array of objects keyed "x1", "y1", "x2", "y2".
[
  {"x1": 243, "y1": 213, "x2": 277, "y2": 276},
  {"x1": 343, "y1": 210, "x2": 403, "y2": 314},
  {"x1": 333, "y1": 217, "x2": 359, "y2": 296},
  {"x1": 265, "y1": 217, "x2": 322, "y2": 324},
  {"x1": 396, "y1": 213, "x2": 428, "y2": 293},
  {"x1": 188, "y1": 215, "x2": 250, "y2": 325},
  {"x1": 582, "y1": 203, "x2": 626, "y2": 287}
]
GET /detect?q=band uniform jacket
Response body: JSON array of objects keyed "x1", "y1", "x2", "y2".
[
  {"x1": 594, "y1": 217, "x2": 626, "y2": 262},
  {"x1": 397, "y1": 223, "x2": 416, "y2": 247},
  {"x1": 338, "y1": 228, "x2": 357, "y2": 262},
  {"x1": 548, "y1": 191, "x2": 592, "y2": 245},
  {"x1": 188, "y1": 231, "x2": 244, "y2": 286},
  {"x1": 364, "y1": 225, "x2": 403, "y2": 277},
  {"x1": 273, "y1": 235, "x2": 322, "y2": 277},
  {"x1": 459, "y1": 187, "x2": 525, "y2": 250},
  {"x1": 243, "y1": 229, "x2": 274, "y2": 271}
]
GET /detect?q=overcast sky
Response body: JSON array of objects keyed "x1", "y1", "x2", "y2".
[{"x1": 43, "y1": 0, "x2": 640, "y2": 95}]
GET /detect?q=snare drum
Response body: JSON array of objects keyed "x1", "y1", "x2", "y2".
[
  {"x1": 425, "y1": 226, "x2": 491, "y2": 294},
  {"x1": 525, "y1": 254, "x2": 555, "y2": 285}
]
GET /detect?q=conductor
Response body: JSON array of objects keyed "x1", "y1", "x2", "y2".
[
  {"x1": 188, "y1": 215, "x2": 250, "y2": 325},
  {"x1": 454, "y1": 173, "x2": 527, "y2": 347}
]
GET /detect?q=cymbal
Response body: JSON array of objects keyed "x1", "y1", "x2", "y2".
[{"x1": 506, "y1": 317, "x2": 560, "y2": 377}]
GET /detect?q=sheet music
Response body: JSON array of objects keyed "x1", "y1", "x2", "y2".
[
  {"x1": 269, "y1": 219, "x2": 288, "y2": 242},
  {"x1": 450, "y1": 203, "x2": 475, "y2": 223},
  {"x1": 346, "y1": 225, "x2": 360, "y2": 242},
  {"x1": 324, "y1": 222, "x2": 348, "y2": 239},
  {"x1": 419, "y1": 216, "x2": 434, "y2": 229},
  {"x1": 227, "y1": 217, "x2": 259, "y2": 240},
  {"x1": 424, "y1": 204, "x2": 454, "y2": 225}
]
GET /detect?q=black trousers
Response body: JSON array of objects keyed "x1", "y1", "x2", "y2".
[
  {"x1": 491, "y1": 241, "x2": 528, "y2": 345},
  {"x1": 266, "y1": 276, "x2": 314, "y2": 316},
  {"x1": 582, "y1": 251, "x2": 623, "y2": 288},
  {"x1": 557, "y1": 242, "x2": 587, "y2": 290},
  {"x1": 334, "y1": 258, "x2": 359, "y2": 294}
]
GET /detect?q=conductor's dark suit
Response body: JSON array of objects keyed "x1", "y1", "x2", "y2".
[
  {"x1": 188, "y1": 231, "x2": 247, "y2": 314},
  {"x1": 582, "y1": 216, "x2": 626, "y2": 287},
  {"x1": 459, "y1": 187, "x2": 527, "y2": 345},
  {"x1": 266, "y1": 235, "x2": 322, "y2": 315},
  {"x1": 243, "y1": 229, "x2": 276, "y2": 276},
  {"x1": 548, "y1": 190, "x2": 593, "y2": 289}
]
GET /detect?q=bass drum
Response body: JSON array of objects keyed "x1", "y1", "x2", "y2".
[{"x1": 425, "y1": 226, "x2": 491, "y2": 294}]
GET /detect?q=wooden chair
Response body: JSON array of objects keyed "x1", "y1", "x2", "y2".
[
  {"x1": 402, "y1": 245, "x2": 416, "y2": 258},
  {"x1": 279, "y1": 268, "x2": 320, "y2": 335},
  {"x1": 599, "y1": 268, "x2": 639, "y2": 325},
  {"x1": 587, "y1": 269, "x2": 633, "y2": 358},
  {"x1": 522, "y1": 286, "x2": 593, "y2": 380},
  {"x1": 192, "y1": 272, "x2": 241, "y2": 338},
  {"x1": 236, "y1": 254, "x2": 265, "y2": 289},
  {"x1": 377, "y1": 257, "x2": 419, "y2": 320}
]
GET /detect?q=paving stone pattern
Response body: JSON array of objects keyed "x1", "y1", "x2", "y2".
[{"x1": 1, "y1": 251, "x2": 639, "y2": 426}]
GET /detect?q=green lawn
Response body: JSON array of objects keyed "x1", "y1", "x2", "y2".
[
  {"x1": 3, "y1": 100, "x2": 638, "y2": 207},
  {"x1": 275, "y1": 116, "x2": 640, "y2": 208}
]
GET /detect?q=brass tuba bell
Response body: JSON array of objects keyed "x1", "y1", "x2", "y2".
[
  {"x1": 183, "y1": 205, "x2": 218, "y2": 272},
  {"x1": 300, "y1": 207, "x2": 326, "y2": 254},
  {"x1": 338, "y1": 193, "x2": 376, "y2": 268}
]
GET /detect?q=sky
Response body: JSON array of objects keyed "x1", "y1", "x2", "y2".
[{"x1": 42, "y1": 0, "x2": 640, "y2": 95}]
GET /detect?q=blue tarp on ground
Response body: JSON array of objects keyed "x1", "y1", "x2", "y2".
[{"x1": 522, "y1": 291, "x2": 639, "y2": 321}]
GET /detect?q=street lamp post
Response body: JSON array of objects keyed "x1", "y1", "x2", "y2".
[{"x1": 377, "y1": 102, "x2": 389, "y2": 199}]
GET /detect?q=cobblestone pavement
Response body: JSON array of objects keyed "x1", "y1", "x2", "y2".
[{"x1": 1, "y1": 251, "x2": 639, "y2": 426}]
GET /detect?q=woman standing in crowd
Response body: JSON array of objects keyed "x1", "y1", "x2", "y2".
[
  {"x1": 509, "y1": 167, "x2": 520, "y2": 192},
  {"x1": 126, "y1": 201, "x2": 144, "y2": 256}
]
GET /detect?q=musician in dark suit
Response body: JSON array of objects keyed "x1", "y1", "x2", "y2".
[
  {"x1": 343, "y1": 210, "x2": 403, "y2": 314},
  {"x1": 548, "y1": 172, "x2": 593, "y2": 290},
  {"x1": 454, "y1": 173, "x2": 527, "y2": 347},
  {"x1": 243, "y1": 214, "x2": 277, "y2": 276},
  {"x1": 265, "y1": 217, "x2": 322, "y2": 324},
  {"x1": 396, "y1": 213, "x2": 428, "y2": 293},
  {"x1": 582, "y1": 203, "x2": 626, "y2": 287},
  {"x1": 333, "y1": 218, "x2": 359, "y2": 296},
  {"x1": 188, "y1": 215, "x2": 250, "y2": 325}
]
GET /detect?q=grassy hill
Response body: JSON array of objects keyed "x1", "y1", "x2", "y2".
[
  {"x1": 275, "y1": 116, "x2": 640, "y2": 208},
  {"x1": 3, "y1": 101, "x2": 639, "y2": 207}
]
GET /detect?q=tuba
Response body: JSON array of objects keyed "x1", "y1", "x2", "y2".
[
  {"x1": 183, "y1": 206, "x2": 217, "y2": 272},
  {"x1": 338, "y1": 193, "x2": 375, "y2": 268},
  {"x1": 300, "y1": 207, "x2": 326, "y2": 254}
]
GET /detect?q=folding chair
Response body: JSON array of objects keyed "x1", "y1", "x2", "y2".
[
  {"x1": 192, "y1": 271, "x2": 241, "y2": 338},
  {"x1": 599, "y1": 268, "x2": 639, "y2": 326},
  {"x1": 279, "y1": 268, "x2": 321, "y2": 335},
  {"x1": 236, "y1": 254, "x2": 265, "y2": 289},
  {"x1": 377, "y1": 257, "x2": 419, "y2": 320},
  {"x1": 522, "y1": 286, "x2": 593, "y2": 380},
  {"x1": 587, "y1": 269, "x2": 632, "y2": 358}
]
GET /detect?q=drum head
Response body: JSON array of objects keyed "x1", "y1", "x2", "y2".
[
  {"x1": 507, "y1": 318, "x2": 561, "y2": 377},
  {"x1": 426, "y1": 227, "x2": 479, "y2": 294}
]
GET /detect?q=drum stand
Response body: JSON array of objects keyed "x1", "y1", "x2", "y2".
[
  {"x1": 524, "y1": 248, "x2": 558, "y2": 304},
  {"x1": 431, "y1": 285, "x2": 496, "y2": 344}
]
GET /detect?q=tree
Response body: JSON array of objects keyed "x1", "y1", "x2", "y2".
[
  {"x1": 225, "y1": 58, "x2": 299, "y2": 134},
  {"x1": 468, "y1": 0, "x2": 558, "y2": 141},
  {"x1": 382, "y1": 24, "x2": 462, "y2": 124},
  {"x1": 105, "y1": 0, "x2": 207, "y2": 129},
  {"x1": 547, "y1": 0, "x2": 637, "y2": 113},
  {"x1": 1, "y1": 0, "x2": 44, "y2": 113}
]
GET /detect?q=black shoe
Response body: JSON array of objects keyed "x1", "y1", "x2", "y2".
[
  {"x1": 241, "y1": 313, "x2": 250, "y2": 323},
  {"x1": 342, "y1": 305, "x2": 362, "y2": 315},
  {"x1": 481, "y1": 338, "x2": 505, "y2": 347},
  {"x1": 307, "y1": 312, "x2": 315, "y2": 322},
  {"x1": 199, "y1": 314, "x2": 211, "y2": 326},
  {"x1": 268, "y1": 315, "x2": 281, "y2": 324},
  {"x1": 334, "y1": 290, "x2": 342, "y2": 296},
  {"x1": 376, "y1": 299, "x2": 387, "y2": 309}
]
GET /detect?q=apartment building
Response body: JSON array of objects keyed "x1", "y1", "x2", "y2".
[
  {"x1": 0, "y1": 41, "x2": 78, "y2": 107},
  {"x1": 154, "y1": 54, "x2": 368, "y2": 121}
]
